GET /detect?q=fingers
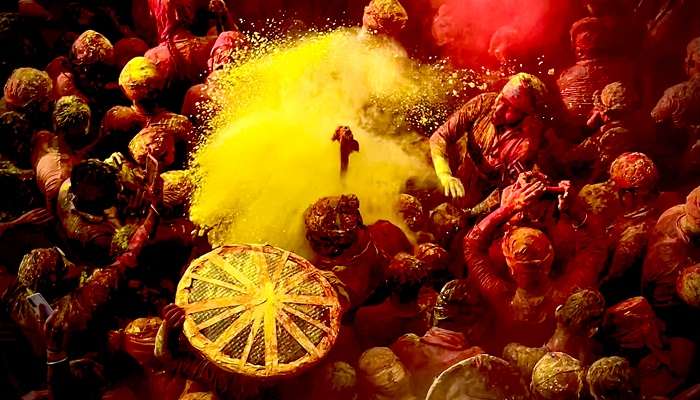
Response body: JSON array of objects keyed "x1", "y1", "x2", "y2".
[
  {"x1": 454, "y1": 180, "x2": 465, "y2": 198},
  {"x1": 522, "y1": 181, "x2": 546, "y2": 200},
  {"x1": 162, "y1": 304, "x2": 179, "y2": 320},
  {"x1": 38, "y1": 303, "x2": 52, "y2": 322},
  {"x1": 442, "y1": 178, "x2": 465, "y2": 199}
]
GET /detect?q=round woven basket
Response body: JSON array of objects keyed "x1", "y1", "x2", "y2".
[{"x1": 176, "y1": 244, "x2": 341, "y2": 379}]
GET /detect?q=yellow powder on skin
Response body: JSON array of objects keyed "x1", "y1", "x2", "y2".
[{"x1": 190, "y1": 29, "x2": 449, "y2": 258}]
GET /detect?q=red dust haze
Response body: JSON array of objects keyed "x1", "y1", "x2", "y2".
[{"x1": 431, "y1": 0, "x2": 580, "y2": 68}]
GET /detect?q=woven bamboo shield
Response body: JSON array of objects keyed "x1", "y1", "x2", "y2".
[{"x1": 175, "y1": 244, "x2": 341, "y2": 378}]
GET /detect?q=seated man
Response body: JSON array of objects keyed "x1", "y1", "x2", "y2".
[{"x1": 429, "y1": 73, "x2": 550, "y2": 208}]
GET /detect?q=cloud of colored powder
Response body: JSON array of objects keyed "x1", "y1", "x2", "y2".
[{"x1": 190, "y1": 29, "x2": 449, "y2": 258}]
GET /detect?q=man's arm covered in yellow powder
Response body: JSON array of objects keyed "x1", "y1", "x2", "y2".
[{"x1": 430, "y1": 94, "x2": 487, "y2": 199}]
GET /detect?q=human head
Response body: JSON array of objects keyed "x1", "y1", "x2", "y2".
[
  {"x1": 555, "y1": 289, "x2": 605, "y2": 336},
  {"x1": 53, "y1": 95, "x2": 92, "y2": 149},
  {"x1": 586, "y1": 356, "x2": 637, "y2": 400},
  {"x1": 414, "y1": 242, "x2": 449, "y2": 276},
  {"x1": 570, "y1": 17, "x2": 613, "y2": 60},
  {"x1": 433, "y1": 279, "x2": 489, "y2": 343},
  {"x1": 591, "y1": 82, "x2": 639, "y2": 125},
  {"x1": 17, "y1": 248, "x2": 67, "y2": 298},
  {"x1": 0, "y1": 111, "x2": 32, "y2": 166},
  {"x1": 209, "y1": 31, "x2": 248, "y2": 72},
  {"x1": 428, "y1": 202, "x2": 466, "y2": 247},
  {"x1": 118, "y1": 57, "x2": 166, "y2": 112},
  {"x1": 70, "y1": 159, "x2": 120, "y2": 214},
  {"x1": 121, "y1": 317, "x2": 163, "y2": 368},
  {"x1": 426, "y1": 354, "x2": 529, "y2": 400},
  {"x1": 677, "y1": 264, "x2": 700, "y2": 308},
  {"x1": 161, "y1": 169, "x2": 194, "y2": 214},
  {"x1": 502, "y1": 343, "x2": 549, "y2": 383},
  {"x1": 362, "y1": 0, "x2": 408, "y2": 38},
  {"x1": 69, "y1": 30, "x2": 115, "y2": 95},
  {"x1": 489, "y1": 26, "x2": 521, "y2": 65},
  {"x1": 385, "y1": 252, "x2": 429, "y2": 303},
  {"x1": 502, "y1": 227, "x2": 554, "y2": 290},
  {"x1": 603, "y1": 297, "x2": 664, "y2": 351},
  {"x1": 313, "y1": 361, "x2": 357, "y2": 400},
  {"x1": 531, "y1": 352, "x2": 585, "y2": 400},
  {"x1": 113, "y1": 37, "x2": 149, "y2": 70},
  {"x1": 493, "y1": 73, "x2": 549, "y2": 126},
  {"x1": 3, "y1": 67, "x2": 53, "y2": 115},
  {"x1": 128, "y1": 125, "x2": 177, "y2": 168},
  {"x1": 609, "y1": 152, "x2": 659, "y2": 208},
  {"x1": 685, "y1": 37, "x2": 700, "y2": 77},
  {"x1": 68, "y1": 358, "x2": 106, "y2": 400},
  {"x1": 682, "y1": 186, "x2": 700, "y2": 235},
  {"x1": 397, "y1": 193, "x2": 426, "y2": 232},
  {"x1": 357, "y1": 347, "x2": 412, "y2": 399},
  {"x1": 304, "y1": 195, "x2": 363, "y2": 257}
]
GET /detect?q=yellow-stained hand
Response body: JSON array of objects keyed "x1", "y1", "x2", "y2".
[{"x1": 438, "y1": 173, "x2": 465, "y2": 199}]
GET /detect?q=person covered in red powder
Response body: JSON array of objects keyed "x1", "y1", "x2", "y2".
[
  {"x1": 566, "y1": 81, "x2": 652, "y2": 182},
  {"x1": 651, "y1": 37, "x2": 700, "y2": 181},
  {"x1": 56, "y1": 159, "x2": 123, "y2": 265},
  {"x1": 487, "y1": 171, "x2": 606, "y2": 285},
  {"x1": 504, "y1": 288, "x2": 605, "y2": 378},
  {"x1": 353, "y1": 252, "x2": 436, "y2": 348},
  {"x1": 2, "y1": 67, "x2": 53, "y2": 125},
  {"x1": 578, "y1": 153, "x2": 663, "y2": 298},
  {"x1": 464, "y1": 176, "x2": 605, "y2": 347},
  {"x1": 431, "y1": 278, "x2": 495, "y2": 351},
  {"x1": 429, "y1": 72, "x2": 550, "y2": 209},
  {"x1": 557, "y1": 17, "x2": 635, "y2": 131},
  {"x1": 603, "y1": 296, "x2": 696, "y2": 398},
  {"x1": 304, "y1": 194, "x2": 412, "y2": 308},
  {"x1": 391, "y1": 326, "x2": 483, "y2": 397},
  {"x1": 643, "y1": 186, "x2": 700, "y2": 312},
  {"x1": 144, "y1": 0, "x2": 238, "y2": 87},
  {"x1": 357, "y1": 346, "x2": 416, "y2": 400},
  {"x1": 100, "y1": 56, "x2": 195, "y2": 167},
  {"x1": 44, "y1": 30, "x2": 117, "y2": 106},
  {"x1": 96, "y1": 56, "x2": 163, "y2": 158},
  {"x1": 32, "y1": 95, "x2": 94, "y2": 209},
  {"x1": 181, "y1": 29, "x2": 248, "y2": 128}
]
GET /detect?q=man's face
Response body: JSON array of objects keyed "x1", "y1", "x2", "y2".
[{"x1": 492, "y1": 91, "x2": 528, "y2": 127}]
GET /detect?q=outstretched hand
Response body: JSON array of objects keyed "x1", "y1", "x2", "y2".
[{"x1": 438, "y1": 173, "x2": 465, "y2": 199}]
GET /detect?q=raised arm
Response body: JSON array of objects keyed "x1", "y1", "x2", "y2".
[
  {"x1": 430, "y1": 94, "x2": 489, "y2": 198},
  {"x1": 464, "y1": 177, "x2": 546, "y2": 304}
]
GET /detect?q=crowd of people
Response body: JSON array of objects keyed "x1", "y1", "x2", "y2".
[{"x1": 1, "y1": 0, "x2": 700, "y2": 399}]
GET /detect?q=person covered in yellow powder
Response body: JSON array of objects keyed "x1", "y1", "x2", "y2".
[{"x1": 429, "y1": 72, "x2": 551, "y2": 210}]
